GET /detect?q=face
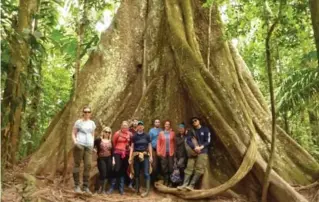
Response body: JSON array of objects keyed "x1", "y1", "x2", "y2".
[
  {"x1": 178, "y1": 127, "x2": 185, "y2": 134},
  {"x1": 192, "y1": 119, "x2": 200, "y2": 127},
  {"x1": 121, "y1": 121, "x2": 129, "y2": 132},
  {"x1": 83, "y1": 107, "x2": 91, "y2": 118},
  {"x1": 164, "y1": 121, "x2": 171, "y2": 130},
  {"x1": 103, "y1": 131, "x2": 111, "y2": 138},
  {"x1": 133, "y1": 120, "x2": 138, "y2": 127},
  {"x1": 137, "y1": 124, "x2": 144, "y2": 132},
  {"x1": 154, "y1": 119, "x2": 160, "y2": 128}
]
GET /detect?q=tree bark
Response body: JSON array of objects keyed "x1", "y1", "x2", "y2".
[
  {"x1": 25, "y1": 0, "x2": 42, "y2": 156},
  {"x1": 1, "y1": 0, "x2": 38, "y2": 167},
  {"x1": 261, "y1": 1, "x2": 281, "y2": 199},
  {"x1": 26, "y1": 0, "x2": 319, "y2": 201},
  {"x1": 309, "y1": 0, "x2": 319, "y2": 67}
]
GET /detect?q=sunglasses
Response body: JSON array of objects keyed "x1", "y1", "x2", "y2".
[
  {"x1": 104, "y1": 131, "x2": 111, "y2": 134},
  {"x1": 83, "y1": 111, "x2": 91, "y2": 113},
  {"x1": 192, "y1": 119, "x2": 198, "y2": 123}
]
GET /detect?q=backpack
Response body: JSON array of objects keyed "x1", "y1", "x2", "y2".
[
  {"x1": 170, "y1": 160, "x2": 182, "y2": 184},
  {"x1": 184, "y1": 129, "x2": 199, "y2": 157}
]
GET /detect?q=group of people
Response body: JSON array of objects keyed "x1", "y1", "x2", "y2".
[{"x1": 72, "y1": 106, "x2": 211, "y2": 197}]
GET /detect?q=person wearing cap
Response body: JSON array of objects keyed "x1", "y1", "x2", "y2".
[
  {"x1": 177, "y1": 117, "x2": 211, "y2": 191},
  {"x1": 72, "y1": 106, "x2": 96, "y2": 194},
  {"x1": 129, "y1": 121, "x2": 153, "y2": 197},
  {"x1": 94, "y1": 126, "x2": 113, "y2": 194},
  {"x1": 157, "y1": 120, "x2": 176, "y2": 187},
  {"x1": 107, "y1": 121, "x2": 132, "y2": 195},
  {"x1": 175, "y1": 123, "x2": 188, "y2": 185},
  {"x1": 148, "y1": 119, "x2": 162, "y2": 183}
]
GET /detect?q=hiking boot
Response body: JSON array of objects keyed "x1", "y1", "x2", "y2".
[
  {"x1": 135, "y1": 178, "x2": 140, "y2": 194},
  {"x1": 177, "y1": 174, "x2": 191, "y2": 191},
  {"x1": 98, "y1": 179, "x2": 108, "y2": 194},
  {"x1": 107, "y1": 178, "x2": 116, "y2": 194},
  {"x1": 83, "y1": 187, "x2": 92, "y2": 194},
  {"x1": 119, "y1": 177, "x2": 125, "y2": 195},
  {"x1": 141, "y1": 179, "x2": 150, "y2": 198},
  {"x1": 129, "y1": 180, "x2": 135, "y2": 192},
  {"x1": 186, "y1": 173, "x2": 201, "y2": 191},
  {"x1": 74, "y1": 186, "x2": 82, "y2": 193}
]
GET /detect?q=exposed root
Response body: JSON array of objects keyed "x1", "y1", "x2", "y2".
[
  {"x1": 155, "y1": 129, "x2": 257, "y2": 199},
  {"x1": 295, "y1": 181, "x2": 319, "y2": 191}
]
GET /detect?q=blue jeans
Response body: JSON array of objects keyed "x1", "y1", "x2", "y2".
[{"x1": 134, "y1": 155, "x2": 150, "y2": 180}]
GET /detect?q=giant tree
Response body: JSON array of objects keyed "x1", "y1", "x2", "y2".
[{"x1": 26, "y1": 0, "x2": 319, "y2": 201}]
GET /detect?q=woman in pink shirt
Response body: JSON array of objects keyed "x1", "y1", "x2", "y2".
[
  {"x1": 157, "y1": 120, "x2": 175, "y2": 187},
  {"x1": 107, "y1": 121, "x2": 131, "y2": 195},
  {"x1": 94, "y1": 127, "x2": 113, "y2": 194}
]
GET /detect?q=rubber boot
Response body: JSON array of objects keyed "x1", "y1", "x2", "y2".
[
  {"x1": 107, "y1": 178, "x2": 116, "y2": 194},
  {"x1": 135, "y1": 178, "x2": 140, "y2": 194},
  {"x1": 164, "y1": 175, "x2": 169, "y2": 186},
  {"x1": 141, "y1": 179, "x2": 150, "y2": 197},
  {"x1": 177, "y1": 174, "x2": 191, "y2": 191},
  {"x1": 186, "y1": 173, "x2": 201, "y2": 191},
  {"x1": 119, "y1": 176, "x2": 125, "y2": 195}
]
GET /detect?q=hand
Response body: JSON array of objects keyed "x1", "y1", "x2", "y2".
[
  {"x1": 194, "y1": 146, "x2": 201, "y2": 153},
  {"x1": 112, "y1": 157, "x2": 115, "y2": 166},
  {"x1": 149, "y1": 157, "x2": 153, "y2": 164},
  {"x1": 73, "y1": 139, "x2": 77, "y2": 145},
  {"x1": 93, "y1": 148, "x2": 97, "y2": 153},
  {"x1": 129, "y1": 158, "x2": 133, "y2": 165}
]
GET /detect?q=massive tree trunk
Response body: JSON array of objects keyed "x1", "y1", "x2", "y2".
[
  {"x1": 1, "y1": 0, "x2": 38, "y2": 166},
  {"x1": 26, "y1": 0, "x2": 319, "y2": 201}
]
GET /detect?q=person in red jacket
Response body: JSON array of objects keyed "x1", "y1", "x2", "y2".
[
  {"x1": 157, "y1": 120, "x2": 175, "y2": 187},
  {"x1": 107, "y1": 121, "x2": 132, "y2": 195}
]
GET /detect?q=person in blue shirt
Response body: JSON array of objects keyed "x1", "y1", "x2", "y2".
[
  {"x1": 149, "y1": 119, "x2": 162, "y2": 183},
  {"x1": 129, "y1": 121, "x2": 153, "y2": 197},
  {"x1": 177, "y1": 116, "x2": 211, "y2": 191}
]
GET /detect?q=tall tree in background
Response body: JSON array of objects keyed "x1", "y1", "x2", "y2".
[
  {"x1": 309, "y1": 0, "x2": 319, "y2": 67},
  {"x1": 261, "y1": 0, "x2": 282, "y2": 201},
  {"x1": 26, "y1": 0, "x2": 319, "y2": 201},
  {"x1": 1, "y1": 0, "x2": 38, "y2": 166}
]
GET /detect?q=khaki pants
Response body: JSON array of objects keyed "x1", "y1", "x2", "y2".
[
  {"x1": 184, "y1": 153, "x2": 208, "y2": 176},
  {"x1": 73, "y1": 144, "x2": 93, "y2": 188}
]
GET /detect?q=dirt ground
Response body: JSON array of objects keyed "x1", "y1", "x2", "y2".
[
  {"x1": 1, "y1": 165, "x2": 243, "y2": 202},
  {"x1": 1, "y1": 162, "x2": 318, "y2": 202}
]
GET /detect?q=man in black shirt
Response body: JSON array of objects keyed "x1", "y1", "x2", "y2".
[{"x1": 177, "y1": 117, "x2": 211, "y2": 191}]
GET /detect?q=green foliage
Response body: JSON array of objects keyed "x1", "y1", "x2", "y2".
[
  {"x1": 276, "y1": 67, "x2": 319, "y2": 113},
  {"x1": 9, "y1": 0, "x2": 120, "y2": 159},
  {"x1": 218, "y1": 0, "x2": 319, "y2": 159}
]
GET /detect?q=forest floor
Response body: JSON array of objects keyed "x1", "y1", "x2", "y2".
[{"x1": 1, "y1": 160, "x2": 318, "y2": 202}]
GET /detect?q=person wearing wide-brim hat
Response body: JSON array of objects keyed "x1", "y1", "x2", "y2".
[{"x1": 129, "y1": 121, "x2": 153, "y2": 197}]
